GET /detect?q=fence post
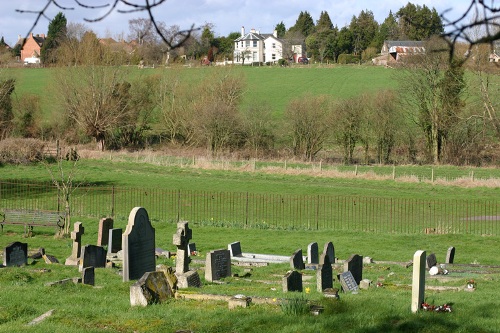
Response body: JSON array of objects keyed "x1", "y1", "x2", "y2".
[
  {"x1": 316, "y1": 195, "x2": 320, "y2": 230},
  {"x1": 177, "y1": 189, "x2": 181, "y2": 222},
  {"x1": 392, "y1": 165, "x2": 396, "y2": 180},
  {"x1": 245, "y1": 192, "x2": 249, "y2": 227},
  {"x1": 431, "y1": 168, "x2": 434, "y2": 183},
  {"x1": 111, "y1": 186, "x2": 115, "y2": 218}
]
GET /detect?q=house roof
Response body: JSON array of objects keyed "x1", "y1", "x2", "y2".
[
  {"x1": 235, "y1": 32, "x2": 265, "y2": 42},
  {"x1": 384, "y1": 40, "x2": 425, "y2": 48}
]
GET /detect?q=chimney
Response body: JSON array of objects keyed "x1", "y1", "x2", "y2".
[
  {"x1": 273, "y1": 30, "x2": 277, "y2": 38},
  {"x1": 250, "y1": 28, "x2": 256, "y2": 33},
  {"x1": 30, "y1": 32, "x2": 33, "y2": 38},
  {"x1": 18, "y1": 35, "x2": 21, "y2": 40},
  {"x1": 241, "y1": 26, "x2": 245, "y2": 37}
]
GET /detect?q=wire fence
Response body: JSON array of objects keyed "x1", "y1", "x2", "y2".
[{"x1": 0, "y1": 180, "x2": 498, "y2": 235}]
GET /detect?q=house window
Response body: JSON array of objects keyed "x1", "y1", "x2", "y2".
[
  {"x1": 272, "y1": 43, "x2": 276, "y2": 48},
  {"x1": 241, "y1": 41, "x2": 243, "y2": 47},
  {"x1": 246, "y1": 41, "x2": 250, "y2": 47},
  {"x1": 253, "y1": 51, "x2": 257, "y2": 61},
  {"x1": 272, "y1": 54, "x2": 276, "y2": 60},
  {"x1": 253, "y1": 40, "x2": 257, "y2": 47}
]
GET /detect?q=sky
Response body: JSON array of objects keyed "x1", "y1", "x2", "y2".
[{"x1": 0, "y1": 0, "x2": 473, "y2": 46}]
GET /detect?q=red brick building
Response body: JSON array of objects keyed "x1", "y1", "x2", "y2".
[{"x1": 15, "y1": 33, "x2": 46, "y2": 61}]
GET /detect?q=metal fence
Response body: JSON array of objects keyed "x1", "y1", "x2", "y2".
[{"x1": 0, "y1": 180, "x2": 498, "y2": 235}]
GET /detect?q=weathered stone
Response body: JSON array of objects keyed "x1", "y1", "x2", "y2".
[
  {"x1": 130, "y1": 271, "x2": 174, "y2": 306},
  {"x1": 176, "y1": 270, "x2": 202, "y2": 289},
  {"x1": 205, "y1": 249, "x2": 231, "y2": 282},
  {"x1": 65, "y1": 222, "x2": 84, "y2": 266},
  {"x1": 156, "y1": 264, "x2": 178, "y2": 291},
  {"x1": 97, "y1": 217, "x2": 113, "y2": 246},
  {"x1": 173, "y1": 221, "x2": 192, "y2": 274},
  {"x1": 3, "y1": 241, "x2": 28, "y2": 267},
  {"x1": 411, "y1": 250, "x2": 426, "y2": 313},
  {"x1": 359, "y1": 279, "x2": 372, "y2": 289},
  {"x1": 228, "y1": 295, "x2": 251, "y2": 309},
  {"x1": 338, "y1": 271, "x2": 358, "y2": 293},
  {"x1": 43, "y1": 254, "x2": 59, "y2": 264},
  {"x1": 282, "y1": 270, "x2": 302, "y2": 292}
]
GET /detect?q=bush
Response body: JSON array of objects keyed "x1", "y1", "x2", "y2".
[
  {"x1": 337, "y1": 54, "x2": 360, "y2": 64},
  {"x1": 0, "y1": 138, "x2": 46, "y2": 164},
  {"x1": 278, "y1": 59, "x2": 288, "y2": 67}
]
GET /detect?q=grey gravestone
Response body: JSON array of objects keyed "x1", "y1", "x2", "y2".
[
  {"x1": 338, "y1": 271, "x2": 358, "y2": 292},
  {"x1": 426, "y1": 253, "x2": 437, "y2": 269},
  {"x1": 188, "y1": 243, "x2": 197, "y2": 256},
  {"x1": 80, "y1": 245, "x2": 107, "y2": 272},
  {"x1": 205, "y1": 249, "x2": 231, "y2": 282},
  {"x1": 3, "y1": 241, "x2": 28, "y2": 267},
  {"x1": 97, "y1": 217, "x2": 114, "y2": 246},
  {"x1": 445, "y1": 247, "x2": 455, "y2": 264},
  {"x1": 122, "y1": 207, "x2": 156, "y2": 282},
  {"x1": 307, "y1": 242, "x2": 319, "y2": 264},
  {"x1": 82, "y1": 266, "x2": 95, "y2": 286},
  {"x1": 65, "y1": 222, "x2": 84, "y2": 266},
  {"x1": 173, "y1": 221, "x2": 192, "y2": 274},
  {"x1": 322, "y1": 242, "x2": 334, "y2": 264},
  {"x1": 411, "y1": 250, "x2": 426, "y2": 313},
  {"x1": 130, "y1": 271, "x2": 174, "y2": 306},
  {"x1": 228, "y1": 241, "x2": 242, "y2": 257},
  {"x1": 107, "y1": 228, "x2": 122, "y2": 254},
  {"x1": 290, "y1": 249, "x2": 305, "y2": 270},
  {"x1": 282, "y1": 270, "x2": 303, "y2": 292},
  {"x1": 177, "y1": 270, "x2": 202, "y2": 289},
  {"x1": 317, "y1": 254, "x2": 333, "y2": 292},
  {"x1": 344, "y1": 254, "x2": 363, "y2": 285}
]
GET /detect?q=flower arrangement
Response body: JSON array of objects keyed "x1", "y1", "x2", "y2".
[
  {"x1": 422, "y1": 302, "x2": 452, "y2": 312},
  {"x1": 466, "y1": 279, "x2": 476, "y2": 289}
]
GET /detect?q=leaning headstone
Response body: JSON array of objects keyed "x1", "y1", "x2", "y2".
[
  {"x1": 43, "y1": 254, "x2": 59, "y2": 264},
  {"x1": 322, "y1": 242, "x2": 334, "y2": 264},
  {"x1": 344, "y1": 254, "x2": 363, "y2": 285},
  {"x1": 97, "y1": 217, "x2": 113, "y2": 246},
  {"x1": 3, "y1": 241, "x2": 28, "y2": 267},
  {"x1": 316, "y1": 254, "x2": 333, "y2": 292},
  {"x1": 107, "y1": 228, "x2": 122, "y2": 254},
  {"x1": 122, "y1": 207, "x2": 156, "y2": 282},
  {"x1": 130, "y1": 271, "x2": 175, "y2": 306},
  {"x1": 79, "y1": 245, "x2": 107, "y2": 272},
  {"x1": 426, "y1": 253, "x2": 437, "y2": 269},
  {"x1": 338, "y1": 271, "x2": 358, "y2": 293},
  {"x1": 290, "y1": 249, "x2": 305, "y2": 270},
  {"x1": 205, "y1": 249, "x2": 231, "y2": 282},
  {"x1": 65, "y1": 222, "x2": 84, "y2": 266},
  {"x1": 445, "y1": 247, "x2": 455, "y2": 264},
  {"x1": 307, "y1": 242, "x2": 319, "y2": 264},
  {"x1": 82, "y1": 266, "x2": 95, "y2": 286},
  {"x1": 282, "y1": 270, "x2": 303, "y2": 292},
  {"x1": 228, "y1": 241, "x2": 242, "y2": 257},
  {"x1": 411, "y1": 250, "x2": 426, "y2": 313}
]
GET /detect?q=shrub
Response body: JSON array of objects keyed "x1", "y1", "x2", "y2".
[
  {"x1": 280, "y1": 295, "x2": 310, "y2": 316},
  {"x1": 0, "y1": 138, "x2": 46, "y2": 164},
  {"x1": 337, "y1": 54, "x2": 360, "y2": 64}
]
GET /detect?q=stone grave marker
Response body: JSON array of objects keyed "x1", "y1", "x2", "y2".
[
  {"x1": 316, "y1": 254, "x2": 333, "y2": 292},
  {"x1": 82, "y1": 266, "x2": 95, "y2": 286},
  {"x1": 3, "y1": 241, "x2": 28, "y2": 267},
  {"x1": 411, "y1": 250, "x2": 426, "y2": 313},
  {"x1": 338, "y1": 271, "x2": 358, "y2": 293},
  {"x1": 322, "y1": 242, "x2": 334, "y2": 264},
  {"x1": 79, "y1": 245, "x2": 107, "y2": 272},
  {"x1": 282, "y1": 270, "x2": 302, "y2": 292},
  {"x1": 130, "y1": 271, "x2": 174, "y2": 306},
  {"x1": 122, "y1": 207, "x2": 156, "y2": 282},
  {"x1": 307, "y1": 242, "x2": 319, "y2": 264},
  {"x1": 344, "y1": 254, "x2": 363, "y2": 285},
  {"x1": 426, "y1": 253, "x2": 437, "y2": 269},
  {"x1": 173, "y1": 221, "x2": 201, "y2": 288},
  {"x1": 205, "y1": 249, "x2": 231, "y2": 282},
  {"x1": 177, "y1": 270, "x2": 202, "y2": 289},
  {"x1": 65, "y1": 222, "x2": 84, "y2": 266},
  {"x1": 228, "y1": 241, "x2": 242, "y2": 257},
  {"x1": 445, "y1": 247, "x2": 455, "y2": 264},
  {"x1": 188, "y1": 243, "x2": 197, "y2": 256},
  {"x1": 97, "y1": 217, "x2": 113, "y2": 246},
  {"x1": 290, "y1": 249, "x2": 305, "y2": 270},
  {"x1": 107, "y1": 228, "x2": 122, "y2": 254}
]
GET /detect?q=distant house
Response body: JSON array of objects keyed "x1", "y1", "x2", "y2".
[
  {"x1": 15, "y1": 33, "x2": 46, "y2": 62},
  {"x1": 372, "y1": 40, "x2": 425, "y2": 66}
]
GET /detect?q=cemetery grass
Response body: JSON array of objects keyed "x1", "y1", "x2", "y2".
[{"x1": 0, "y1": 221, "x2": 499, "y2": 333}]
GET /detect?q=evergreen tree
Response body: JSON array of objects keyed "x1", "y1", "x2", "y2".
[
  {"x1": 375, "y1": 11, "x2": 399, "y2": 47},
  {"x1": 41, "y1": 12, "x2": 67, "y2": 64},
  {"x1": 396, "y1": 3, "x2": 443, "y2": 40},
  {"x1": 349, "y1": 10, "x2": 378, "y2": 54},
  {"x1": 289, "y1": 11, "x2": 315, "y2": 37},
  {"x1": 316, "y1": 11, "x2": 333, "y2": 31},
  {"x1": 275, "y1": 21, "x2": 286, "y2": 38}
]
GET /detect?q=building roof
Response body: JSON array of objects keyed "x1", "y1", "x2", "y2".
[
  {"x1": 384, "y1": 40, "x2": 425, "y2": 48},
  {"x1": 234, "y1": 32, "x2": 266, "y2": 42}
]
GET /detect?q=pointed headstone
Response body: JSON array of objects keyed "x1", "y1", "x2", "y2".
[
  {"x1": 344, "y1": 254, "x2": 363, "y2": 285},
  {"x1": 317, "y1": 254, "x2": 333, "y2": 292},
  {"x1": 445, "y1": 247, "x2": 455, "y2": 264},
  {"x1": 282, "y1": 270, "x2": 303, "y2": 292},
  {"x1": 322, "y1": 242, "x2": 334, "y2": 264},
  {"x1": 411, "y1": 250, "x2": 426, "y2": 313},
  {"x1": 307, "y1": 242, "x2": 319, "y2": 264},
  {"x1": 290, "y1": 249, "x2": 305, "y2": 270},
  {"x1": 97, "y1": 217, "x2": 113, "y2": 246}
]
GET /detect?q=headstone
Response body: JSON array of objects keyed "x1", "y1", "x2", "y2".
[
  {"x1": 79, "y1": 245, "x2": 107, "y2": 272},
  {"x1": 205, "y1": 249, "x2": 231, "y2": 282},
  {"x1": 188, "y1": 243, "x2": 197, "y2": 256},
  {"x1": 156, "y1": 265, "x2": 178, "y2": 290},
  {"x1": 130, "y1": 271, "x2": 174, "y2": 306},
  {"x1": 173, "y1": 221, "x2": 192, "y2": 274},
  {"x1": 290, "y1": 249, "x2": 305, "y2": 270},
  {"x1": 107, "y1": 228, "x2": 122, "y2": 254},
  {"x1": 43, "y1": 254, "x2": 59, "y2": 264},
  {"x1": 3, "y1": 241, "x2": 28, "y2": 267},
  {"x1": 176, "y1": 270, "x2": 202, "y2": 289},
  {"x1": 82, "y1": 266, "x2": 95, "y2": 286},
  {"x1": 445, "y1": 247, "x2": 455, "y2": 264},
  {"x1": 338, "y1": 271, "x2": 358, "y2": 293},
  {"x1": 228, "y1": 241, "x2": 242, "y2": 257},
  {"x1": 344, "y1": 254, "x2": 363, "y2": 285},
  {"x1": 322, "y1": 242, "x2": 334, "y2": 264},
  {"x1": 282, "y1": 270, "x2": 303, "y2": 292},
  {"x1": 228, "y1": 295, "x2": 252, "y2": 309},
  {"x1": 411, "y1": 250, "x2": 426, "y2": 313},
  {"x1": 65, "y1": 222, "x2": 84, "y2": 266},
  {"x1": 122, "y1": 207, "x2": 156, "y2": 282},
  {"x1": 426, "y1": 253, "x2": 437, "y2": 269},
  {"x1": 359, "y1": 279, "x2": 372, "y2": 290},
  {"x1": 97, "y1": 217, "x2": 113, "y2": 246},
  {"x1": 307, "y1": 242, "x2": 319, "y2": 264},
  {"x1": 316, "y1": 254, "x2": 333, "y2": 292},
  {"x1": 155, "y1": 248, "x2": 170, "y2": 258}
]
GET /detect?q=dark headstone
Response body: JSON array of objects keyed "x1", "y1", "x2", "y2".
[
  {"x1": 122, "y1": 207, "x2": 156, "y2": 282},
  {"x1": 3, "y1": 242, "x2": 28, "y2": 267},
  {"x1": 82, "y1": 266, "x2": 95, "y2": 286},
  {"x1": 282, "y1": 270, "x2": 303, "y2": 292},
  {"x1": 290, "y1": 249, "x2": 305, "y2": 270},
  {"x1": 338, "y1": 271, "x2": 358, "y2": 293},
  {"x1": 188, "y1": 243, "x2": 197, "y2": 256},
  {"x1": 307, "y1": 242, "x2": 319, "y2": 264},
  {"x1": 344, "y1": 254, "x2": 363, "y2": 285},
  {"x1": 205, "y1": 249, "x2": 231, "y2": 282},
  {"x1": 317, "y1": 254, "x2": 333, "y2": 292},
  {"x1": 228, "y1": 241, "x2": 242, "y2": 257},
  {"x1": 130, "y1": 271, "x2": 175, "y2": 306},
  {"x1": 176, "y1": 270, "x2": 202, "y2": 288},
  {"x1": 43, "y1": 254, "x2": 59, "y2": 264},
  {"x1": 80, "y1": 245, "x2": 107, "y2": 271},
  {"x1": 322, "y1": 242, "x2": 334, "y2": 264},
  {"x1": 445, "y1": 247, "x2": 455, "y2": 264},
  {"x1": 426, "y1": 253, "x2": 437, "y2": 269},
  {"x1": 97, "y1": 217, "x2": 114, "y2": 246},
  {"x1": 108, "y1": 228, "x2": 122, "y2": 254}
]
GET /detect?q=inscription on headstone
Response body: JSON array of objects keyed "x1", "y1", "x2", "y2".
[
  {"x1": 79, "y1": 245, "x2": 107, "y2": 272},
  {"x1": 3, "y1": 242, "x2": 28, "y2": 267},
  {"x1": 338, "y1": 271, "x2": 358, "y2": 292},
  {"x1": 205, "y1": 249, "x2": 231, "y2": 282},
  {"x1": 445, "y1": 247, "x2": 455, "y2": 264},
  {"x1": 290, "y1": 249, "x2": 305, "y2": 270},
  {"x1": 344, "y1": 254, "x2": 363, "y2": 285},
  {"x1": 97, "y1": 217, "x2": 113, "y2": 246},
  {"x1": 177, "y1": 270, "x2": 202, "y2": 289},
  {"x1": 411, "y1": 250, "x2": 426, "y2": 313},
  {"x1": 108, "y1": 228, "x2": 122, "y2": 254},
  {"x1": 307, "y1": 242, "x2": 319, "y2": 264},
  {"x1": 122, "y1": 207, "x2": 156, "y2": 282},
  {"x1": 322, "y1": 242, "x2": 334, "y2": 264},
  {"x1": 282, "y1": 270, "x2": 303, "y2": 292}
]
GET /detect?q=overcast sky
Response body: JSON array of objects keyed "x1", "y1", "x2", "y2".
[{"x1": 1, "y1": 1, "x2": 472, "y2": 46}]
